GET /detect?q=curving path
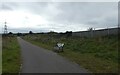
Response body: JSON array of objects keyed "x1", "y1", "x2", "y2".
[{"x1": 17, "y1": 37, "x2": 90, "y2": 73}]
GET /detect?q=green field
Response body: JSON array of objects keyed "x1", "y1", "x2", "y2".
[
  {"x1": 22, "y1": 34, "x2": 118, "y2": 73},
  {"x1": 2, "y1": 36, "x2": 21, "y2": 73}
]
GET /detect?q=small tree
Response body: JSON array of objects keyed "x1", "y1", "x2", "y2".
[
  {"x1": 29, "y1": 31, "x2": 33, "y2": 34},
  {"x1": 17, "y1": 33, "x2": 22, "y2": 36},
  {"x1": 48, "y1": 31, "x2": 57, "y2": 34},
  {"x1": 87, "y1": 27, "x2": 93, "y2": 31},
  {"x1": 65, "y1": 31, "x2": 72, "y2": 37},
  {"x1": 8, "y1": 32, "x2": 13, "y2": 35},
  {"x1": 87, "y1": 27, "x2": 94, "y2": 38}
]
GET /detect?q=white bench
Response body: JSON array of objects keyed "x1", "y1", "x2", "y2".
[{"x1": 53, "y1": 43, "x2": 64, "y2": 52}]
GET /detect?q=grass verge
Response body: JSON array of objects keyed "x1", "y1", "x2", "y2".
[
  {"x1": 2, "y1": 36, "x2": 21, "y2": 73},
  {"x1": 0, "y1": 36, "x2": 2, "y2": 74}
]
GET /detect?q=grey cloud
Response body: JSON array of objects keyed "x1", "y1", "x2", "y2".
[
  {"x1": 49, "y1": 2, "x2": 118, "y2": 25},
  {"x1": 8, "y1": 27, "x2": 50, "y2": 33},
  {"x1": 2, "y1": 4, "x2": 13, "y2": 10},
  {"x1": 0, "y1": 2, "x2": 118, "y2": 33},
  {"x1": 0, "y1": 2, "x2": 18, "y2": 10}
]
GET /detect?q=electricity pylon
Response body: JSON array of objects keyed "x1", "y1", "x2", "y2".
[{"x1": 4, "y1": 21, "x2": 8, "y2": 34}]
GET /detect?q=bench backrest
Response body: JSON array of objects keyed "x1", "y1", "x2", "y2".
[{"x1": 57, "y1": 43, "x2": 64, "y2": 47}]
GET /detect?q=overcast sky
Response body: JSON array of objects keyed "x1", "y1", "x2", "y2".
[{"x1": 0, "y1": 1, "x2": 118, "y2": 33}]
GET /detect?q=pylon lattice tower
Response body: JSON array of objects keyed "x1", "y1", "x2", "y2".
[{"x1": 4, "y1": 21, "x2": 8, "y2": 34}]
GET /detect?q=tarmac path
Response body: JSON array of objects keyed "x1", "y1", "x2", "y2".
[{"x1": 17, "y1": 37, "x2": 90, "y2": 73}]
